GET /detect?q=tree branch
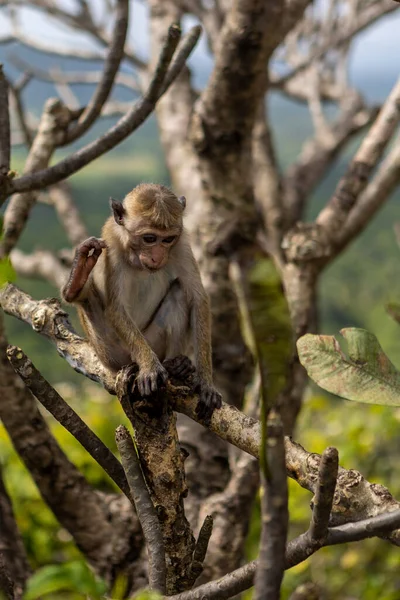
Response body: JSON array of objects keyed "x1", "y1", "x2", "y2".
[
  {"x1": 0, "y1": 467, "x2": 31, "y2": 599},
  {"x1": 0, "y1": 65, "x2": 11, "y2": 182},
  {"x1": 61, "y1": 0, "x2": 129, "y2": 145},
  {"x1": 254, "y1": 411, "x2": 288, "y2": 600},
  {"x1": 7, "y1": 345, "x2": 131, "y2": 498},
  {"x1": 2, "y1": 284, "x2": 399, "y2": 547},
  {"x1": 275, "y1": 1, "x2": 399, "y2": 87},
  {"x1": 316, "y1": 77, "x2": 400, "y2": 238},
  {"x1": 309, "y1": 446, "x2": 338, "y2": 542},
  {"x1": 115, "y1": 425, "x2": 166, "y2": 594},
  {"x1": 168, "y1": 509, "x2": 400, "y2": 600},
  {"x1": 116, "y1": 367, "x2": 195, "y2": 594},
  {"x1": 10, "y1": 249, "x2": 69, "y2": 288},
  {"x1": 335, "y1": 135, "x2": 400, "y2": 253},
  {"x1": 4, "y1": 23, "x2": 198, "y2": 199}
]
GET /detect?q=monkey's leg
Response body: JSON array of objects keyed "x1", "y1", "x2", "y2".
[{"x1": 62, "y1": 237, "x2": 107, "y2": 302}]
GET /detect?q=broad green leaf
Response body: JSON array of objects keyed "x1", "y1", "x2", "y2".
[
  {"x1": 297, "y1": 327, "x2": 400, "y2": 406},
  {"x1": 23, "y1": 561, "x2": 107, "y2": 600}
]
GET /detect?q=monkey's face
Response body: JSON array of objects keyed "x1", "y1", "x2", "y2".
[{"x1": 133, "y1": 230, "x2": 180, "y2": 271}]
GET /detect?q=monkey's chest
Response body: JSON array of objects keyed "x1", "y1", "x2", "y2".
[{"x1": 121, "y1": 270, "x2": 175, "y2": 331}]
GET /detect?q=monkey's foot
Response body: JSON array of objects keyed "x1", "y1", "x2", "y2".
[
  {"x1": 115, "y1": 363, "x2": 139, "y2": 398},
  {"x1": 136, "y1": 362, "x2": 168, "y2": 397},
  {"x1": 163, "y1": 355, "x2": 195, "y2": 383},
  {"x1": 193, "y1": 379, "x2": 222, "y2": 422}
]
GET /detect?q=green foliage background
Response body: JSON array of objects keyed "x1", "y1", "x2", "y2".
[{"x1": 1, "y1": 101, "x2": 400, "y2": 598}]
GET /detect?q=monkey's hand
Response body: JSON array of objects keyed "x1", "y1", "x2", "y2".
[
  {"x1": 77, "y1": 237, "x2": 107, "y2": 271},
  {"x1": 63, "y1": 237, "x2": 107, "y2": 302},
  {"x1": 193, "y1": 378, "x2": 222, "y2": 421},
  {"x1": 135, "y1": 358, "x2": 168, "y2": 397}
]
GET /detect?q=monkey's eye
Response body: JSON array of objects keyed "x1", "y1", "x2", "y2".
[
  {"x1": 162, "y1": 236, "x2": 176, "y2": 244},
  {"x1": 142, "y1": 234, "x2": 157, "y2": 244}
]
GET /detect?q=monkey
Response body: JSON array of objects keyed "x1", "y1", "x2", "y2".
[{"x1": 61, "y1": 183, "x2": 222, "y2": 419}]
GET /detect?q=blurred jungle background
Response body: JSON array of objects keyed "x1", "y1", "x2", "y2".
[{"x1": 1, "y1": 1, "x2": 400, "y2": 599}]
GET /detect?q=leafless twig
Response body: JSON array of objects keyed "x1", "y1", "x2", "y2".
[
  {"x1": 317, "y1": 77, "x2": 400, "y2": 237},
  {"x1": 5, "y1": 23, "x2": 198, "y2": 198},
  {"x1": 309, "y1": 446, "x2": 338, "y2": 542},
  {"x1": 116, "y1": 425, "x2": 166, "y2": 594},
  {"x1": 0, "y1": 65, "x2": 10, "y2": 181},
  {"x1": 61, "y1": 0, "x2": 129, "y2": 145},
  {"x1": 7, "y1": 345, "x2": 131, "y2": 498},
  {"x1": 254, "y1": 411, "x2": 288, "y2": 600}
]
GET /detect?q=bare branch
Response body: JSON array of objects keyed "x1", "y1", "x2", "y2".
[
  {"x1": 189, "y1": 514, "x2": 213, "y2": 583},
  {"x1": 115, "y1": 425, "x2": 166, "y2": 594},
  {"x1": 1, "y1": 98, "x2": 71, "y2": 250},
  {"x1": 283, "y1": 99, "x2": 378, "y2": 227},
  {"x1": 2, "y1": 284, "x2": 400, "y2": 546},
  {"x1": 10, "y1": 249, "x2": 68, "y2": 288},
  {"x1": 169, "y1": 509, "x2": 400, "y2": 600},
  {"x1": 0, "y1": 65, "x2": 10, "y2": 181},
  {"x1": 326, "y1": 508, "x2": 400, "y2": 545},
  {"x1": 7, "y1": 345, "x2": 131, "y2": 498},
  {"x1": 8, "y1": 79, "x2": 33, "y2": 147},
  {"x1": 309, "y1": 446, "x2": 338, "y2": 542},
  {"x1": 5, "y1": 23, "x2": 198, "y2": 198},
  {"x1": 316, "y1": 78, "x2": 400, "y2": 237},
  {"x1": 9, "y1": 54, "x2": 138, "y2": 91},
  {"x1": 61, "y1": 0, "x2": 129, "y2": 145},
  {"x1": 254, "y1": 411, "x2": 288, "y2": 600},
  {"x1": 275, "y1": 1, "x2": 399, "y2": 87},
  {"x1": 336, "y1": 135, "x2": 400, "y2": 252},
  {"x1": 159, "y1": 25, "x2": 201, "y2": 95},
  {"x1": 48, "y1": 182, "x2": 89, "y2": 245}
]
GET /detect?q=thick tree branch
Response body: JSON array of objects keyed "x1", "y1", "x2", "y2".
[
  {"x1": 116, "y1": 425, "x2": 166, "y2": 594},
  {"x1": 1, "y1": 98, "x2": 71, "y2": 252},
  {"x1": 0, "y1": 312, "x2": 125, "y2": 581},
  {"x1": 0, "y1": 467, "x2": 31, "y2": 599},
  {"x1": 2, "y1": 284, "x2": 400, "y2": 546},
  {"x1": 116, "y1": 368, "x2": 194, "y2": 595}
]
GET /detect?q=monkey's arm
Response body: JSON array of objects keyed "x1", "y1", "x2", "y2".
[
  {"x1": 106, "y1": 306, "x2": 168, "y2": 396},
  {"x1": 62, "y1": 237, "x2": 107, "y2": 303},
  {"x1": 190, "y1": 291, "x2": 222, "y2": 418}
]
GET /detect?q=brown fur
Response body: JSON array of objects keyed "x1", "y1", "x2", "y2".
[{"x1": 61, "y1": 184, "x2": 221, "y2": 413}]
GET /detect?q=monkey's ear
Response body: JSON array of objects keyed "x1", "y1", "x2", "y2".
[
  {"x1": 110, "y1": 197, "x2": 125, "y2": 226},
  {"x1": 178, "y1": 195, "x2": 186, "y2": 210}
]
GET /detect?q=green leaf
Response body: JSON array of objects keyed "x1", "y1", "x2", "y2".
[
  {"x1": 0, "y1": 256, "x2": 16, "y2": 288},
  {"x1": 23, "y1": 561, "x2": 107, "y2": 600},
  {"x1": 297, "y1": 327, "x2": 400, "y2": 406}
]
